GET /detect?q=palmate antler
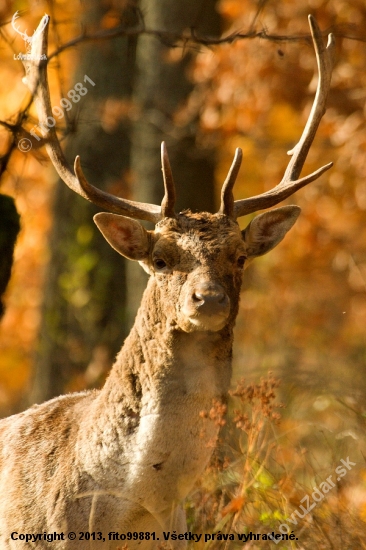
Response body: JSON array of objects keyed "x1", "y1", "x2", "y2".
[{"x1": 24, "y1": 15, "x2": 335, "y2": 222}]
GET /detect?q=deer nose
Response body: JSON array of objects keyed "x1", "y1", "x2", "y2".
[{"x1": 191, "y1": 282, "x2": 228, "y2": 315}]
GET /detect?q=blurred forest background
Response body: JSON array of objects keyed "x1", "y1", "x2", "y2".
[{"x1": 1, "y1": 0, "x2": 366, "y2": 546}]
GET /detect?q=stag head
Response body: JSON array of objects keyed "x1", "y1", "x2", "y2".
[{"x1": 22, "y1": 15, "x2": 335, "y2": 332}]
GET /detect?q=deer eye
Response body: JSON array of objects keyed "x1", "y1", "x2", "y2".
[
  {"x1": 237, "y1": 256, "x2": 246, "y2": 268},
  {"x1": 153, "y1": 258, "x2": 167, "y2": 271}
]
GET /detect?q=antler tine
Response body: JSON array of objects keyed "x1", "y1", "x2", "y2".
[
  {"x1": 24, "y1": 16, "x2": 162, "y2": 224},
  {"x1": 233, "y1": 15, "x2": 335, "y2": 219},
  {"x1": 160, "y1": 142, "x2": 176, "y2": 218},
  {"x1": 218, "y1": 148, "x2": 243, "y2": 218}
]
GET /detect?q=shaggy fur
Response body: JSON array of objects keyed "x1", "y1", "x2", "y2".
[{"x1": 0, "y1": 207, "x2": 299, "y2": 549}]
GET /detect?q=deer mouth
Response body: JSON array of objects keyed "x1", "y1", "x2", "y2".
[
  {"x1": 181, "y1": 281, "x2": 230, "y2": 331},
  {"x1": 184, "y1": 311, "x2": 229, "y2": 332}
]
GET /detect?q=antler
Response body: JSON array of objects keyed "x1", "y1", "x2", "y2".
[
  {"x1": 23, "y1": 16, "x2": 176, "y2": 223},
  {"x1": 218, "y1": 148, "x2": 243, "y2": 217},
  {"x1": 25, "y1": 15, "x2": 333, "y2": 224},
  {"x1": 161, "y1": 142, "x2": 176, "y2": 218},
  {"x1": 219, "y1": 15, "x2": 335, "y2": 219}
]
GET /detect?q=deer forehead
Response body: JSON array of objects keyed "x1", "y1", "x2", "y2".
[{"x1": 153, "y1": 212, "x2": 245, "y2": 263}]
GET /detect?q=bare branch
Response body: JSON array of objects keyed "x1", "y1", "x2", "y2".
[{"x1": 43, "y1": 20, "x2": 365, "y2": 61}]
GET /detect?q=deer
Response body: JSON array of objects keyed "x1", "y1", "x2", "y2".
[{"x1": 0, "y1": 14, "x2": 335, "y2": 550}]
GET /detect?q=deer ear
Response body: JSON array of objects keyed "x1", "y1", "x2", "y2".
[
  {"x1": 94, "y1": 213, "x2": 150, "y2": 261},
  {"x1": 242, "y1": 205, "x2": 300, "y2": 258}
]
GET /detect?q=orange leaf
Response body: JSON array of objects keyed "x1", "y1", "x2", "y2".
[{"x1": 221, "y1": 496, "x2": 245, "y2": 517}]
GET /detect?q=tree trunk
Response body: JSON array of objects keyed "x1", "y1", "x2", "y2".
[
  {"x1": 126, "y1": 0, "x2": 221, "y2": 326},
  {"x1": 29, "y1": 1, "x2": 139, "y2": 404},
  {"x1": 30, "y1": 0, "x2": 221, "y2": 404}
]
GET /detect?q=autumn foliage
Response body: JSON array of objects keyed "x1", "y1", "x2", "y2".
[{"x1": 0, "y1": 0, "x2": 366, "y2": 547}]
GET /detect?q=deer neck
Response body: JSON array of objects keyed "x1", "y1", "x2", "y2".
[
  {"x1": 102, "y1": 276, "x2": 235, "y2": 413},
  {"x1": 79, "y1": 276, "x2": 235, "y2": 497}
]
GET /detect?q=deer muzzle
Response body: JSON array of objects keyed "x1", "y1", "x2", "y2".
[{"x1": 182, "y1": 281, "x2": 230, "y2": 331}]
